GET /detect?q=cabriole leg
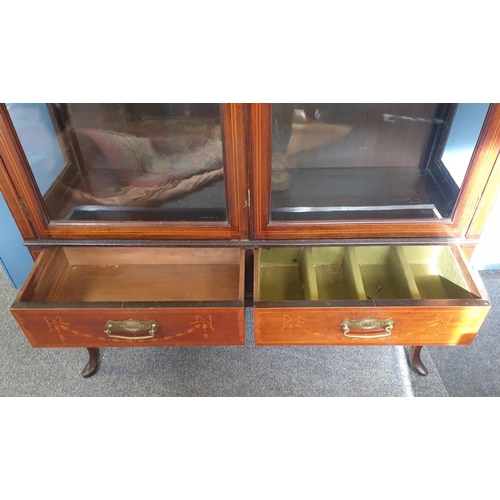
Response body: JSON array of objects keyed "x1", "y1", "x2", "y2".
[
  {"x1": 410, "y1": 346, "x2": 428, "y2": 376},
  {"x1": 82, "y1": 348, "x2": 101, "y2": 378}
]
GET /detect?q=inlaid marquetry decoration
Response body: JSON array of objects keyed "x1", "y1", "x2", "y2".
[
  {"x1": 44, "y1": 314, "x2": 217, "y2": 343},
  {"x1": 188, "y1": 315, "x2": 216, "y2": 339},
  {"x1": 44, "y1": 316, "x2": 71, "y2": 342},
  {"x1": 44, "y1": 316, "x2": 96, "y2": 343},
  {"x1": 281, "y1": 314, "x2": 305, "y2": 331},
  {"x1": 427, "y1": 314, "x2": 453, "y2": 339}
]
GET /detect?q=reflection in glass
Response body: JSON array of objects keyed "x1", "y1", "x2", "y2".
[
  {"x1": 441, "y1": 103, "x2": 489, "y2": 186},
  {"x1": 271, "y1": 103, "x2": 490, "y2": 221},
  {"x1": 7, "y1": 103, "x2": 227, "y2": 222}
]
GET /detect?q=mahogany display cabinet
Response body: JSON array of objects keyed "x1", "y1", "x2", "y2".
[{"x1": 1, "y1": 103, "x2": 499, "y2": 378}]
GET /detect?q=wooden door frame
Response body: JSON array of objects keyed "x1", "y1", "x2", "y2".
[
  {"x1": 249, "y1": 103, "x2": 500, "y2": 240},
  {"x1": 0, "y1": 103, "x2": 248, "y2": 241}
]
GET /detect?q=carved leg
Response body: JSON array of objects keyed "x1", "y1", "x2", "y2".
[
  {"x1": 410, "y1": 346, "x2": 428, "y2": 376},
  {"x1": 82, "y1": 348, "x2": 101, "y2": 378}
]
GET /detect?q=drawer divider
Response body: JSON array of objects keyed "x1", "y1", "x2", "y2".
[
  {"x1": 301, "y1": 248, "x2": 319, "y2": 300},
  {"x1": 344, "y1": 247, "x2": 367, "y2": 300},
  {"x1": 389, "y1": 247, "x2": 421, "y2": 299}
]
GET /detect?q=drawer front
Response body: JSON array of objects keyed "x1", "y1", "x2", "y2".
[
  {"x1": 12, "y1": 307, "x2": 244, "y2": 347},
  {"x1": 254, "y1": 305, "x2": 490, "y2": 346}
]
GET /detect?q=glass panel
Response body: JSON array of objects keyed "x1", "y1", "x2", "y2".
[
  {"x1": 440, "y1": 104, "x2": 489, "y2": 186},
  {"x1": 270, "y1": 103, "x2": 490, "y2": 221},
  {"x1": 6, "y1": 103, "x2": 227, "y2": 222}
]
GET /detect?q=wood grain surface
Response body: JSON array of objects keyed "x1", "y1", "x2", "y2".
[
  {"x1": 254, "y1": 305, "x2": 490, "y2": 346},
  {"x1": 16, "y1": 247, "x2": 245, "y2": 303},
  {"x1": 12, "y1": 307, "x2": 244, "y2": 347}
]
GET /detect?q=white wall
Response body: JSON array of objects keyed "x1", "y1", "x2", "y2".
[{"x1": 470, "y1": 194, "x2": 500, "y2": 270}]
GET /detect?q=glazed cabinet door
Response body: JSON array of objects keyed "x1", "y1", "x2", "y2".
[
  {"x1": 0, "y1": 103, "x2": 248, "y2": 240},
  {"x1": 249, "y1": 103, "x2": 500, "y2": 240}
]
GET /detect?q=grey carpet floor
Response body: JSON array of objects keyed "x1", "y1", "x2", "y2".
[
  {"x1": 427, "y1": 269, "x2": 500, "y2": 396},
  {"x1": 1, "y1": 265, "x2": 499, "y2": 397}
]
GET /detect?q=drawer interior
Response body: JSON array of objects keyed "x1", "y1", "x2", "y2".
[
  {"x1": 257, "y1": 248, "x2": 306, "y2": 301},
  {"x1": 402, "y1": 246, "x2": 473, "y2": 299},
  {"x1": 257, "y1": 246, "x2": 477, "y2": 302},
  {"x1": 356, "y1": 246, "x2": 419, "y2": 300},
  {"x1": 18, "y1": 247, "x2": 244, "y2": 303}
]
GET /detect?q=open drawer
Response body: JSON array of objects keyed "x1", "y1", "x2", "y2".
[
  {"x1": 254, "y1": 246, "x2": 490, "y2": 346},
  {"x1": 11, "y1": 247, "x2": 245, "y2": 347}
]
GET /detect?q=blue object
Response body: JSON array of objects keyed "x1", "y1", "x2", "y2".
[
  {"x1": 0, "y1": 191, "x2": 33, "y2": 288},
  {"x1": 6, "y1": 103, "x2": 66, "y2": 195}
]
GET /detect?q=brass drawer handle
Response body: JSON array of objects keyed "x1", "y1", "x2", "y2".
[
  {"x1": 104, "y1": 319, "x2": 159, "y2": 340},
  {"x1": 341, "y1": 318, "x2": 394, "y2": 338}
]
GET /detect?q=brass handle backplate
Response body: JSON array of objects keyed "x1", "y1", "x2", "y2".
[
  {"x1": 104, "y1": 319, "x2": 159, "y2": 340},
  {"x1": 341, "y1": 318, "x2": 394, "y2": 339}
]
